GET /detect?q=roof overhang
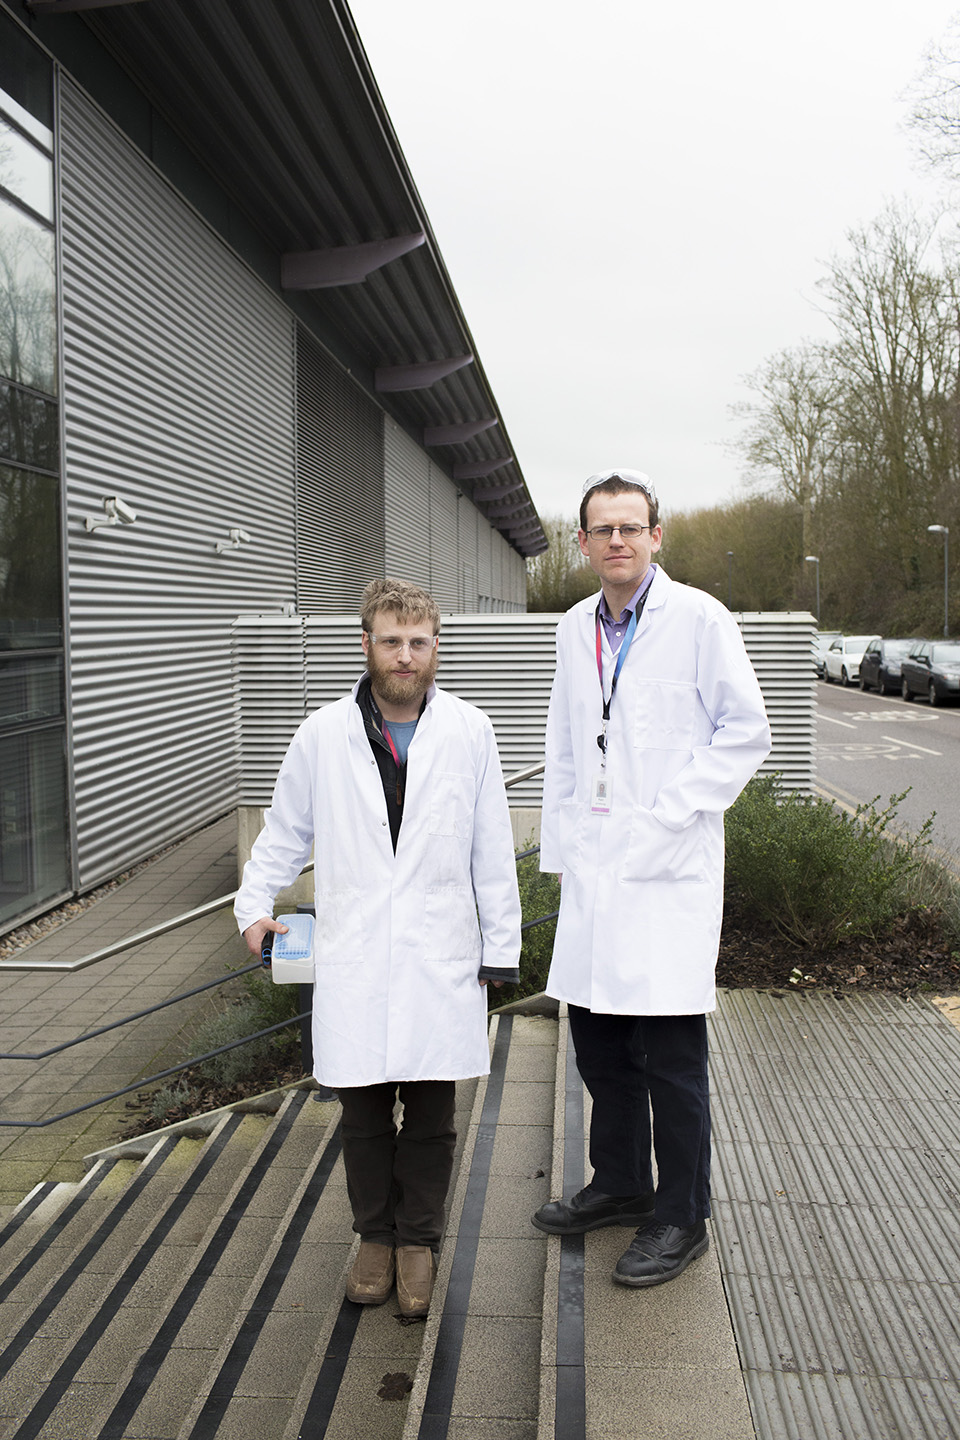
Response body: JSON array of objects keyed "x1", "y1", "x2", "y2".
[{"x1": 24, "y1": 0, "x2": 545, "y2": 556}]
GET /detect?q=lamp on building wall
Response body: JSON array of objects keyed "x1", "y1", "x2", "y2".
[
  {"x1": 216, "y1": 527, "x2": 252, "y2": 554},
  {"x1": 85, "y1": 495, "x2": 138, "y2": 532}
]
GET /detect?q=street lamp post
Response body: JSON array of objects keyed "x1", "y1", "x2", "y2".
[
  {"x1": 727, "y1": 551, "x2": 734, "y2": 610},
  {"x1": 927, "y1": 525, "x2": 950, "y2": 638},
  {"x1": 805, "y1": 555, "x2": 820, "y2": 624}
]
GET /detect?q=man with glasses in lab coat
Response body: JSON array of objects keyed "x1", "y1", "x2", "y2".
[
  {"x1": 532, "y1": 471, "x2": 770, "y2": 1287},
  {"x1": 236, "y1": 578, "x2": 521, "y2": 1317}
]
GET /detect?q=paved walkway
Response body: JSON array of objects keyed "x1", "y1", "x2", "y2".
[{"x1": 0, "y1": 815, "x2": 242, "y2": 1220}]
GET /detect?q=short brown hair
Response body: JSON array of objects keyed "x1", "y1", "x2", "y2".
[
  {"x1": 360, "y1": 578, "x2": 441, "y2": 635},
  {"x1": 579, "y1": 475, "x2": 660, "y2": 531}
]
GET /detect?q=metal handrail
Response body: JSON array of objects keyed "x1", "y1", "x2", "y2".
[
  {"x1": 0, "y1": 762, "x2": 551, "y2": 1127},
  {"x1": 0, "y1": 760, "x2": 545, "y2": 975},
  {"x1": 0, "y1": 898, "x2": 560, "y2": 1128},
  {"x1": 0, "y1": 962, "x2": 265, "y2": 1061}
]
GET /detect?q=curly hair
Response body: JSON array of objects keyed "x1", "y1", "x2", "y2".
[{"x1": 359, "y1": 578, "x2": 441, "y2": 634}]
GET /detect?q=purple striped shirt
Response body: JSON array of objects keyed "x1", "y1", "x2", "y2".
[{"x1": 597, "y1": 565, "x2": 657, "y2": 652}]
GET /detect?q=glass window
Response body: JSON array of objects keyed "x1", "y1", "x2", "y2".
[
  {"x1": 0, "y1": 16, "x2": 53, "y2": 149},
  {"x1": 0, "y1": 120, "x2": 53, "y2": 222},
  {"x1": 0, "y1": 381, "x2": 58, "y2": 471},
  {"x1": 0, "y1": 196, "x2": 56, "y2": 395},
  {"x1": 0, "y1": 724, "x2": 69, "y2": 928},
  {"x1": 0, "y1": 466, "x2": 62, "y2": 651},
  {"x1": 0, "y1": 653, "x2": 62, "y2": 729}
]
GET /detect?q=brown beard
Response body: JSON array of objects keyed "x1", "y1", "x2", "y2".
[{"x1": 366, "y1": 645, "x2": 439, "y2": 709}]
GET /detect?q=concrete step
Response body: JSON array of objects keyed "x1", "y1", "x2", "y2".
[{"x1": 0, "y1": 1018, "x2": 562, "y2": 1440}]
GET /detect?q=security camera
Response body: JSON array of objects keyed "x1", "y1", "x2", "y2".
[
  {"x1": 105, "y1": 496, "x2": 137, "y2": 525},
  {"x1": 85, "y1": 495, "x2": 139, "y2": 531},
  {"x1": 231, "y1": 528, "x2": 252, "y2": 544}
]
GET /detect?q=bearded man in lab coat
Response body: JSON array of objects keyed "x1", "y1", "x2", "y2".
[
  {"x1": 235, "y1": 578, "x2": 521, "y2": 1317},
  {"x1": 531, "y1": 471, "x2": 770, "y2": 1287}
]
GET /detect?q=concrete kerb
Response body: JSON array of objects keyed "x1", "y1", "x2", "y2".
[{"x1": 81, "y1": 1077, "x2": 323, "y2": 1169}]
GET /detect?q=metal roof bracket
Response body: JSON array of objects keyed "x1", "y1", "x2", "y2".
[{"x1": 281, "y1": 232, "x2": 425, "y2": 289}]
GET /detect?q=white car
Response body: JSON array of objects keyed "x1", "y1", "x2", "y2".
[{"x1": 823, "y1": 634, "x2": 876, "y2": 686}]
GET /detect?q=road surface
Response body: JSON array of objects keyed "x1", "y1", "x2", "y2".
[{"x1": 815, "y1": 677, "x2": 960, "y2": 866}]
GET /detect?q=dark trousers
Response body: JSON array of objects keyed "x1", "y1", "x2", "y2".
[
  {"x1": 568, "y1": 1005, "x2": 711, "y2": 1227},
  {"x1": 337, "y1": 1079, "x2": 457, "y2": 1249}
]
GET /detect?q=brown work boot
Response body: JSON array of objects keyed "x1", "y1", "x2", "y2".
[
  {"x1": 346, "y1": 1241, "x2": 395, "y2": 1304},
  {"x1": 395, "y1": 1245, "x2": 437, "y2": 1317}
]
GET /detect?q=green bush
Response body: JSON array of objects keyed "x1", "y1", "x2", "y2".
[
  {"x1": 490, "y1": 841, "x2": 559, "y2": 1007},
  {"x1": 189, "y1": 967, "x2": 302, "y2": 1087},
  {"x1": 724, "y1": 774, "x2": 943, "y2": 950}
]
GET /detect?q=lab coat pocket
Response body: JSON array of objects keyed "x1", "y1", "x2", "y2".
[
  {"x1": 634, "y1": 681, "x2": 700, "y2": 751},
  {"x1": 424, "y1": 885, "x2": 482, "y2": 962},
  {"x1": 314, "y1": 888, "x2": 365, "y2": 964},
  {"x1": 620, "y1": 809, "x2": 707, "y2": 885},
  {"x1": 428, "y1": 771, "x2": 475, "y2": 839},
  {"x1": 557, "y1": 798, "x2": 583, "y2": 872}
]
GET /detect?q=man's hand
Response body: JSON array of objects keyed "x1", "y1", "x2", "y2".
[
  {"x1": 478, "y1": 977, "x2": 504, "y2": 989},
  {"x1": 242, "y1": 916, "x2": 289, "y2": 958}
]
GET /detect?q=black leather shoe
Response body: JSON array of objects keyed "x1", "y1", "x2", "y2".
[
  {"x1": 613, "y1": 1220, "x2": 709, "y2": 1287},
  {"x1": 531, "y1": 1183, "x2": 655, "y2": 1235}
]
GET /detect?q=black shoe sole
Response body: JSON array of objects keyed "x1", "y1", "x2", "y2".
[
  {"x1": 531, "y1": 1208, "x2": 655, "y2": 1236},
  {"x1": 612, "y1": 1233, "x2": 710, "y2": 1288}
]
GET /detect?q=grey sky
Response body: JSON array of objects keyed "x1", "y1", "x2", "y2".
[{"x1": 350, "y1": 0, "x2": 958, "y2": 524}]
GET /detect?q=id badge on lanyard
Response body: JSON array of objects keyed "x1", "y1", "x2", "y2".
[{"x1": 592, "y1": 604, "x2": 638, "y2": 814}]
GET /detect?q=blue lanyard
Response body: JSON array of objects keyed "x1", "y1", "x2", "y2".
[{"x1": 595, "y1": 603, "x2": 639, "y2": 757}]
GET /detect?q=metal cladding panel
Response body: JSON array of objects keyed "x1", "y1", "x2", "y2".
[
  {"x1": 383, "y1": 420, "x2": 511, "y2": 610},
  {"x1": 233, "y1": 617, "x2": 308, "y2": 805},
  {"x1": 458, "y1": 501, "x2": 479, "y2": 611},
  {"x1": 476, "y1": 518, "x2": 492, "y2": 605},
  {"x1": 429, "y1": 461, "x2": 459, "y2": 612},
  {"x1": 295, "y1": 327, "x2": 384, "y2": 613},
  {"x1": 235, "y1": 613, "x2": 814, "y2": 806},
  {"x1": 383, "y1": 419, "x2": 431, "y2": 589},
  {"x1": 59, "y1": 79, "x2": 297, "y2": 888}
]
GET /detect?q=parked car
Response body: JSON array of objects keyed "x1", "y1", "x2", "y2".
[
  {"x1": 900, "y1": 639, "x2": 960, "y2": 705},
  {"x1": 823, "y1": 635, "x2": 876, "y2": 685},
  {"x1": 813, "y1": 631, "x2": 842, "y2": 679},
  {"x1": 858, "y1": 637, "x2": 922, "y2": 694}
]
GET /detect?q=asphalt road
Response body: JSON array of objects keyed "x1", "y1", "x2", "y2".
[{"x1": 815, "y1": 677, "x2": 960, "y2": 866}]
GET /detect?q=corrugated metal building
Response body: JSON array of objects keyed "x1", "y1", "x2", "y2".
[{"x1": 0, "y1": 0, "x2": 546, "y2": 933}]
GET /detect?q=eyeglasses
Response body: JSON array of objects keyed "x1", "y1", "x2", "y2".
[
  {"x1": 369, "y1": 634, "x2": 438, "y2": 655},
  {"x1": 584, "y1": 525, "x2": 653, "y2": 540}
]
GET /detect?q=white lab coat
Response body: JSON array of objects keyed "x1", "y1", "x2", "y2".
[
  {"x1": 540, "y1": 566, "x2": 771, "y2": 1015},
  {"x1": 235, "y1": 680, "x2": 522, "y2": 1087}
]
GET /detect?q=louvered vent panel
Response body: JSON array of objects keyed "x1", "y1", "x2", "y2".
[
  {"x1": 59, "y1": 79, "x2": 296, "y2": 888},
  {"x1": 736, "y1": 611, "x2": 817, "y2": 793},
  {"x1": 236, "y1": 612, "x2": 815, "y2": 806},
  {"x1": 295, "y1": 327, "x2": 384, "y2": 612}
]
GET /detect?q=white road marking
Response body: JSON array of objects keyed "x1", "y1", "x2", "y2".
[
  {"x1": 882, "y1": 735, "x2": 942, "y2": 756},
  {"x1": 842, "y1": 710, "x2": 936, "y2": 723},
  {"x1": 818, "y1": 714, "x2": 857, "y2": 730}
]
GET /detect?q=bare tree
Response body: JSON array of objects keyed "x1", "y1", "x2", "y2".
[
  {"x1": 525, "y1": 513, "x2": 599, "y2": 612},
  {"x1": 729, "y1": 343, "x2": 840, "y2": 556},
  {"x1": 906, "y1": 18, "x2": 960, "y2": 183}
]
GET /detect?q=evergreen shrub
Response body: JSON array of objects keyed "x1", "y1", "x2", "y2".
[{"x1": 723, "y1": 773, "x2": 950, "y2": 950}]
